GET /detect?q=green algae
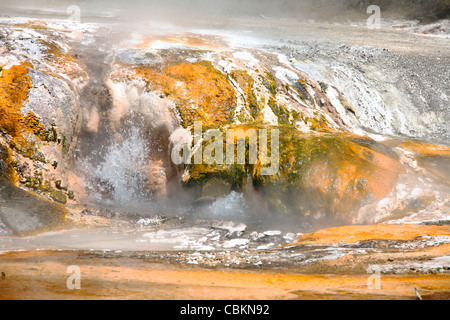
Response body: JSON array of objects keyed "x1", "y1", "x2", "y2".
[
  {"x1": 262, "y1": 71, "x2": 277, "y2": 96},
  {"x1": 50, "y1": 190, "x2": 67, "y2": 204},
  {"x1": 182, "y1": 123, "x2": 402, "y2": 221}
]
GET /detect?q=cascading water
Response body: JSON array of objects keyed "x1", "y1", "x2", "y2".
[{"x1": 77, "y1": 124, "x2": 151, "y2": 205}]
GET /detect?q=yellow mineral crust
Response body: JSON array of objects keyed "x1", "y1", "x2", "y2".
[
  {"x1": 291, "y1": 224, "x2": 450, "y2": 246},
  {"x1": 118, "y1": 60, "x2": 237, "y2": 127},
  {"x1": 0, "y1": 62, "x2": 41, "y2": 159}
]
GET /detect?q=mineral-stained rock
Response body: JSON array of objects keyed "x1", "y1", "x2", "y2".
[
  {"x1": 132, "y1": 60, "x2": 237, "y2": 128},
  {"x1": 255, "y1": 132, "x2": 404, "y2": 221},
  {"x1": 0, "y1": 22, "x2": 447, "y2": 228},
  {"x1": 178, "y1": 122, "x2": 403, "y2": 222},
  {"x1": 50, "y1": 190, "x2": 67, "y2": 204},
  {"x1": 0, "y1": 61, "x2": 82, "y2": 203},
  {"x1": 0, "y1": 143, "x2": 18, "y2": 184},
  {"x1": 0, "y1": 21, "x2": 87, "y2": 206},
  {"x1": 104, "y1": 35, "x2": 413, "y2": 222}
]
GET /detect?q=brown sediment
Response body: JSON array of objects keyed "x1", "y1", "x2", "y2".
[
  {"x1": 291, "y1": 224, "x2": 450, "y2": 246},
  {"x1": 280, "y1": 243, "x2": 450, "y2": 276},
  {"x1": 13, "y1": 21, "x2": 52, "y2": 31},
  {"x1": 0, "y1": 250, "x2": 448, "y2": 300}
]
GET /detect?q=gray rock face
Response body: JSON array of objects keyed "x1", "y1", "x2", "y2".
[
  {"x1": 281, "y1": 42, "x2": 450, "y2": 146},
  {"x1": 26, "y1": 68, "x2": 82, "y2": 152},
  {"x1": 0, "y1": 180, "x2": 68, "y2": 236},
  {"x1": 23, "y1": 68, "x2": 83, "y2": 181}
]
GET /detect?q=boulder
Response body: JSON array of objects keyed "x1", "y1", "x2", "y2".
[{"x1": 0, "y1": 21, "x2": 88, "y2": 206}]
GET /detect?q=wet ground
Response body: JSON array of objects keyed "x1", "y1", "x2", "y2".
[
  {"x1": 0, "y1": 247, "x2": 449, "y2": 300},
  {"x1": 1, "y1": 213, "x2": 449, "y2": 299}
]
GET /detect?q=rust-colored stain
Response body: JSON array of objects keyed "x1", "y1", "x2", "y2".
[
  {"x1": 0, "y1": 250, "x2": 449, "y2": 300},
  {"x1": 399, "y1": 141, "x2": 450, "y2": 158},
  {"x1": 119, "y1": 60, "x2": 237, "y2": 127},
  {"x1": 291, "y1": 224, "x2": 450, "y2": 246},
  {"x1": 0, "y1": 62, "x2": 45, "y2": 164},
  {"x1": 305, "y1": 138, "x2": 403, "y2": 216}
]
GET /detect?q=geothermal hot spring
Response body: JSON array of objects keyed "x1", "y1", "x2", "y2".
[{"x1": 0, "y1": 1, "x2": 449, "y2": 300}]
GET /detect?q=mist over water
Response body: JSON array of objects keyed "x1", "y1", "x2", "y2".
[
  {"x1": 77, "y1": 125, "x2": 151, "y2": 204},
  {"x1": 204, "y1": 191, "x2": 248, "y2": 219},
  {"x1": 3, "y1": 0, "x2": 449, "y2": 24}
]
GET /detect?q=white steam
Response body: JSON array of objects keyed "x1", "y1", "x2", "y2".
[{"x1": 80, "y1": 126, "x2": 151, "y2": 204}]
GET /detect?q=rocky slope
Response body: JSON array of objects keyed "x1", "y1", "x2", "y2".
[{"x1": 0, "y1": 17, "x2": 448, "y2": 232}]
